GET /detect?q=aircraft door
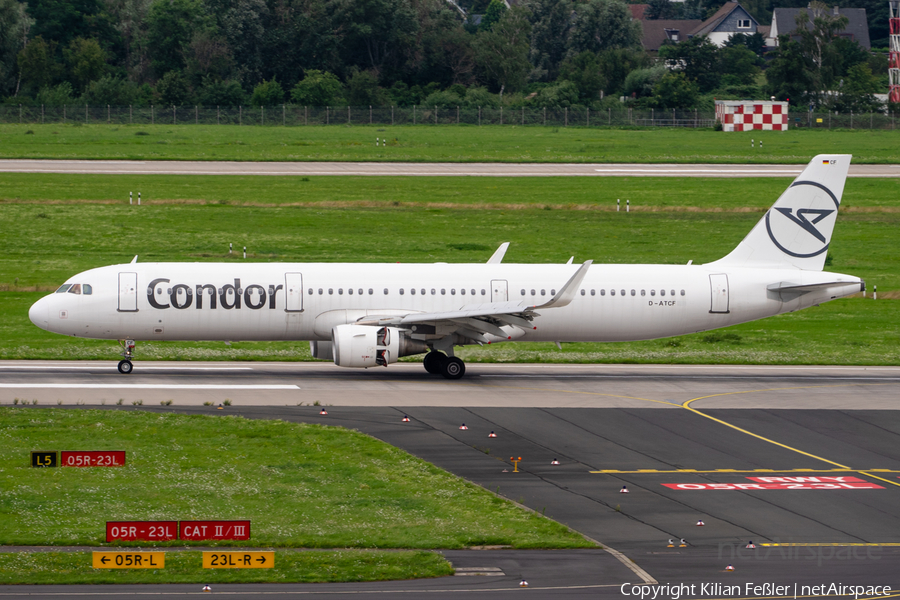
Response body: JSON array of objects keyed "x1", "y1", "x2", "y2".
[
  {"x1": 491, "y1": 279, "x2": 508, "y2": 302},
  {"x1": 118, "y1": 272, "x2": 138, "y2": 312},
  {"x1": 709, "y1": 274, "x2": 730, "y2": 314},
  {"x1": 285, "y1": 273, "x2": 304, "y2": 312}
]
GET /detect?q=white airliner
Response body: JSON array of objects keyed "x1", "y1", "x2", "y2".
[{"x1": 29, "y1": 155, "x2": 863, "y2": 379}]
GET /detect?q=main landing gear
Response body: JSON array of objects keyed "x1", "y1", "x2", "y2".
[
  {"x1": 118, "y1": 339, "x2": 135, "y2": 374},
  {"x1": 423, "y1": 351, "x2": 466, "y2": 380}
]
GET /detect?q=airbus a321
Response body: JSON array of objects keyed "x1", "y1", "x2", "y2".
[{"x1": 29, "y1": 155, "x2": 863, "y2": 379}]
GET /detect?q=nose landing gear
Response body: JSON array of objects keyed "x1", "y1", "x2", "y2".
[{"x1": 118, "y1": 340, "x2": 135, "y2": 374}]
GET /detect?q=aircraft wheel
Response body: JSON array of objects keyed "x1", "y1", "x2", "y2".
[
  {"x1": 423, "y1": 351, "x2": 446, "y2": 375},
  {"x1": 441, "y1": 357, "x2": 466, "y2": 380},
  {"x1": 117, "y1": 360, "x2": 133, "y2": 374}
]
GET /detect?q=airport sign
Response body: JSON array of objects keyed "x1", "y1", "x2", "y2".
[
  {"x1": 61, "y1": 451, "x2": 126, "y2": 467},
  {"x1": 31, "y1": 451, "x2": 57, "y2": 467},
  {"x1": 106, "y1": 521, "x2": 178, "y2": 542},
  {"x1": 181, "y1": 520, "x2": 250, "y2": 541},
  {"x1": 92, "y1": 552, "x2": 165, "y2": 569},
  {"x1": 202, "y1": 551, "x2": 274, "y2": 569}
]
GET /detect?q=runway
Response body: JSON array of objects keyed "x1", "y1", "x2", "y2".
[
  {"x1": 3, "y1": 362, "x2": 899, "y2": 597},
  {"x1": 0, "y1": 159, "x2": 898, "y2": 177}
]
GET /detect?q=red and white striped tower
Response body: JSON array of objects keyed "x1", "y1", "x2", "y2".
[{"x1": 891, "y1": 1, "x2": 900, "y2": 103}]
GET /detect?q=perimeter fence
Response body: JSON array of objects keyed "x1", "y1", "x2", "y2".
[{"x1": 0, "y1": 104, "x2": 896, "y2": 130}]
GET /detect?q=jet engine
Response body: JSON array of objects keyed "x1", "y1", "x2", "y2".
[{"x1": 331, "y1": 325, "x2": 428, "y2": 368}]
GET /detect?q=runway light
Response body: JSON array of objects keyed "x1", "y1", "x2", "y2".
[
  {"x1": 459, "y1": 424, "x2": 468, "y2": 430},
  {"x1": 319, "y1": 408, "x2": 328, "y2": 415},
  {"x1": 402, "y1": 415, "x2": 410, "y2": 422},
  {"x1": 551, "y1": 459, "x2": 560, "y2": 465},
  {"x1": 667, "y1": 539, "x2": 674, "y2": 547},
  {"x1": 746, "y1": 541, "x2": 756, "y2": 549},
  {"x1": 202, "y1": 585, "x2": 211, "y2": 592},
  {"x1": 520, "y1": 580, "x2": 529, "y2": 588},
  {"x1": 679, "y1": 539, "x2": 687, "y2": 547},
  {"x1": 488, "y1": 431, "x2": 497, "y2": 438},
  {"x1": 696, "y1": 519, "x2": 705, "y2": 526},
  {"x1": 217, "y1": 404, "x2": 223, "y2": 410},
  {"x1": 725, "y1": 564, "x2": 735, "y2": 572},
  {"x1": 619, "y1": 486, "x2": 629, "y2": 493}
]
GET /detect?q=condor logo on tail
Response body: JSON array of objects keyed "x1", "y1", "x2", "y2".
[{"x1": 764, "y1": 180, "x2": 839, "y2": 259}]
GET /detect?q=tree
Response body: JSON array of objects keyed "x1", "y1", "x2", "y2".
[
  {"x1": 479, "y1": 0, "x2": 506, "y2": 30},
  {"x1": 25, "y1": 0, "x2": 118, "y2": 49},
  {"x1": 156, "y1": 69, "x2": 192, "y2": 105},
  {"x1": 473, "y1": 6, "x2": 532, "y2": 94},
  {"x1": 659, "y1": 36, "x2": 719, "y2": 93},
  {"x1": 328, "y1": 0, "x2": 418, "y2": 76},
  {"x1": 65, "y1": 37, "x2": 107, "y2": 93},
  {"x1": 523, "y1": 0, "x2": 571, "y2": 80},
  {"x1": 717, "y1": 45, "x2": 761, "y2": 87},
  {"x1": 559, "y1": 51, "x2": 605, "y2": 103},
  {"x1": 146, "y1": 0, "x2": 208, "y2": 76},
  {"x1": 347, "y1": 69, "x2": 387, "y2": 105},
  {"x1": 0, "y1": 0, "x2": 31, "y2": 95},
  {"x1": 724, "y1": 32, "x2": 766, "y2": 56},
  {"x1": 35, "y1": 81, "x2": 74, "y2": 104},
  {"x1": 648, "y1": 71, "x2": 698, "y2": 108},
  {"x1": 196, "y1": 76, "x2": 244, "y2": 105},
  {"x1": 622, "y1": 64, "x2": 665, "y2": 99},
  {"x1": 17, "y1": 36, "x2": 61, "y2": 94},
  {"x1": 645, "y1": 0, "x2": 679, "y2": 20},
  {"x1": 567, "y1": 0, "x2": 641, "y2": 55},
  {"x1": 527, "y1": 80, "x2": 579, "y2": 106},
  {"x1": 765, "y1": 37, "x2": 814, "y2": 106},
  {"x1": 209, "y1": 0, "x2": 268, "y2": 85},
  {"x1": 80, "y1": 75, "x2": 138, "y2": 104},
  {"x1": 597, "y1": 47, "x2": 650, "y2": 96},
  {"x1": 835, "y1": 63, "x2": 882, "y2": 113},
  {"x1": 290, "y1": 69, "x2": 345, "y2": 105},
  {"x1": 249, "y1": 78, "x2": 284, "y2": 106}
]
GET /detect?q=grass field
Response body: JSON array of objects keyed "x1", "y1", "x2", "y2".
[
  {"x1": 0, "y1": 408, "x2": 591, "y2": 550},
  {"x1": 1, "y1": 124, "x2": 899, "y2": 163},
  {"x1": 0, "y1": 550, "x2": 453, "y2": 584},
  {"x1": 0, "y1": 173, "x2": 896, "y2": 365}
]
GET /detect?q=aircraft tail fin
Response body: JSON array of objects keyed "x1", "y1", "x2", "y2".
[{"x1": 708, "y1": 154, "x2": 851, "y2": 271}]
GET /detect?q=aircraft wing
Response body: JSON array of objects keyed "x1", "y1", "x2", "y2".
[{"x1": 356, "y1": 261, "x2": 591, "y2": 342}]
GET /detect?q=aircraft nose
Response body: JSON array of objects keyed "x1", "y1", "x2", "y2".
[{"x1": 29, "y1": 296, "x2": 50, "y2": 331}]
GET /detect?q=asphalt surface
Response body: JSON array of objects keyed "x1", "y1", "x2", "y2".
[
  {"x1": 3, "y1": 363, "x2": 900, "y2": 598},
  {"x1": 0, "y1": 159, "x2": 898, "y2": 177}
]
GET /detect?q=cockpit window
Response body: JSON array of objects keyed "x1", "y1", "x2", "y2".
[
  {"x1": 83, "y1": 284, "x2": 92, "y2": 295},
  {"x1": 68, "y1": 284, "x2": 82, "y2": 295},
  {"x1": 56, "y1": 284, "x2": 72, "y2": 293}
]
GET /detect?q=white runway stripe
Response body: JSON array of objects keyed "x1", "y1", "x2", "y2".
[
  {"x1": 0, "y1": 384, "x2": 299, "y2": 390},
  {"x1": 0, "y1": 366, "x2": 252, "y2": 371}
]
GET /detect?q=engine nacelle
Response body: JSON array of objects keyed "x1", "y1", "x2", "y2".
[{"x1": 331, "y1": 325, "x2": 428, "y2": 368}]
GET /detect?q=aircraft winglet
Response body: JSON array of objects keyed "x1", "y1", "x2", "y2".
[
  {"x1": 487, "y1": 242, "x2": 510, "y2": 264},
  {"x1": 533, "y1": 260, "x2": 592, "y2": 309}
]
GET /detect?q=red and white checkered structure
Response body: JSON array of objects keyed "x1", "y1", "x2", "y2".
[
  {"x1": 715, "y1": 101, "x2": 789, "y2": 132},
  {"x1": 890, "y1": 1, "x2": 899, "y2": 103}
]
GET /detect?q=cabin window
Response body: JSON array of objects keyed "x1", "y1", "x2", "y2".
[
  {"x1": 659, "y1": 289, "x2": 665, "y2": 296},
  {"x1": 540, "y1": 289, "x2": 546, "y2": 296},
  {"x1": 384, "y1": 288, "x2": 389, "y2": 295},
  {"x1": 521, "y1": 289, "x2": 526, "y2": 296},
  {"x1": 460, "y1": 289, "x2": 465, "y2": 295},
  {"x1": 217, "y1": 288, "x2": 223, "y2": 294},
  {"x1": 328, "y1": 288, "x2": 334, "y2": 295},
  {"x1": 531, "y1": 289, "x2": 536, "y2": 296},
  {"x1": 338, "y1": 288, "x2": 344, "y2": 295},
  {"x1": 399, "y1": 288, "x2": 404, "y2": 295},
  {"x1": 580, "y1": 289, "x2": 585, "y2": 296},
  {"x1": 56, "y1": 284, "x2": 72, "y2": 293},
  {"x1": 481, "y1": 289, "x2": 486, "y2": 296},
  {"x1": 308, "y1": 288, "x2": 313, "y2": 295},
  {"x1": 451, "y1": 289, "x2": 456, "y2": 295},
  {"x1": 410, "y1": 288, "x2": 416, "y2": 295},
  {"x1": 621, "y1": 289, "x2": 626, "y2": 296},
  {"x1": 681, "y1": 289, "x2": 686, "y2": 296},
  {"x1": 318, "y1": 288, "x2": 323, "y2": 295},
  {"x1": 650, "y1": 289, "x2": 655, "y2": 296},
  {"x1": 610, "y1": 289, "x2": 616, "y2": 296},
  {"x1": 83, "y1": 284, "x2": 92, "y2": 295},
  {"x1": 551, "y1": 289, "x2": 556, "y2": 295},
  {"x1": 471, "y1": 289, "x2": 476, "y2": 296},
  {"x1": 670, "y1": 290, "x2": 675, "y2": 296},
  {"x1": 441, "y1": 289, "x2": 446, "y2": 295},
  {"x1": 431, "y1": 289, "x2": 436, "y2": 295},
  {"x1": 349, "y1": 288, "x2": 355, "y2": 295},
  {"x1": 359, "y1": 289, "x2": 364, "y2": 295},
  {"x1": 641, "y1": 289, "x2": 646, "y2": 296},
  {"x1": 631, "y1": 289, "x2": 636, "y2": 296}
]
